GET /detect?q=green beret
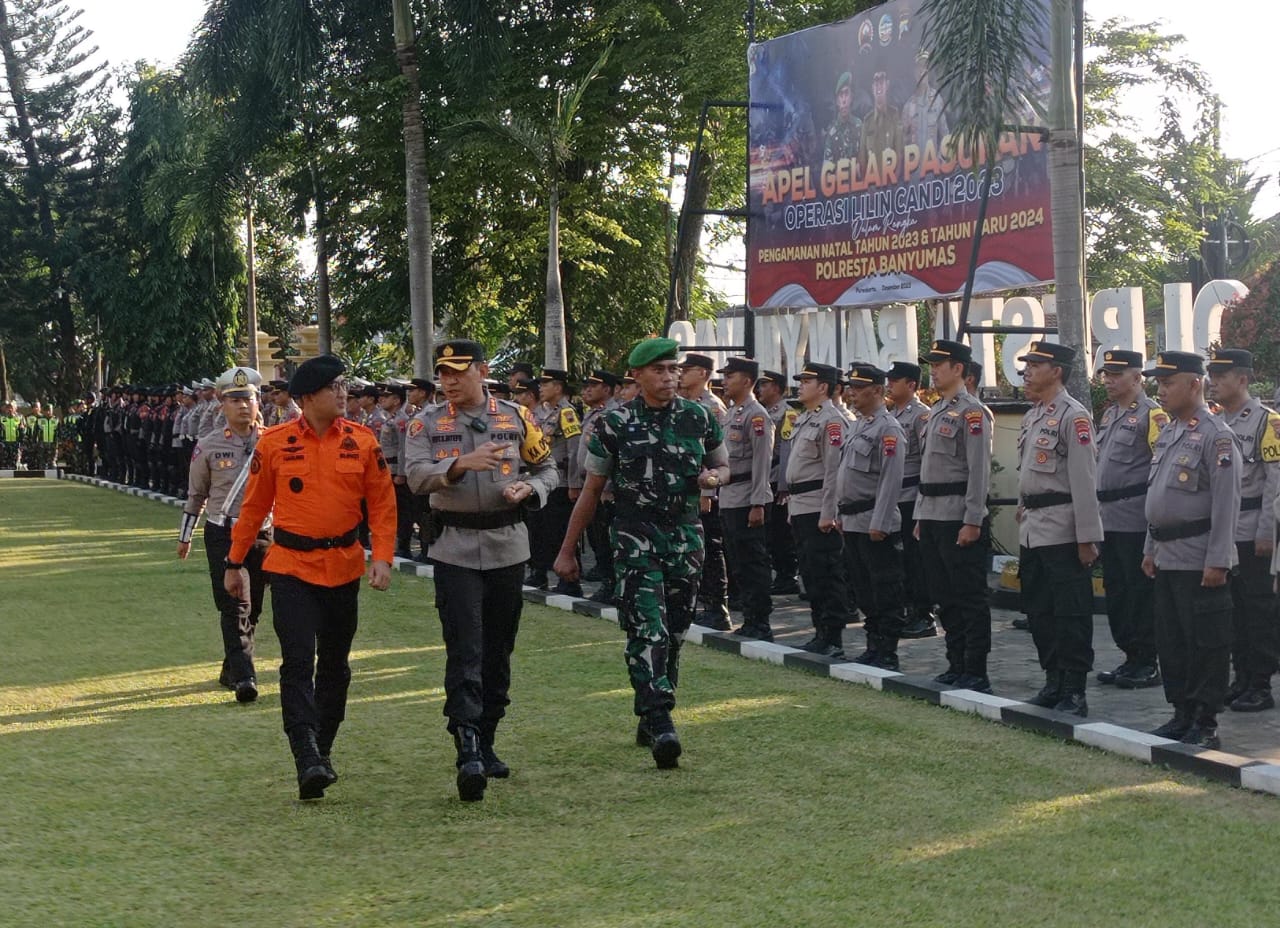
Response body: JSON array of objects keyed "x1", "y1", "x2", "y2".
[
  {"x1": 628, "y1": 337, "x2": 680, "y2": 368},
  {"x1": 836, "y1": 71, "x2": 852, "y2": 94}
]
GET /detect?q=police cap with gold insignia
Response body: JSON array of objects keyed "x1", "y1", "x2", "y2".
[
  {"x1": 922, "y1": 339, "x2": 972, "y2": 365},
  {"x1": 627, "y1": 337, "x2": 680, "y2": 368},
  {"x1": 512, "y1": 377, "x2": 540, "y2": 397},
  {"x1": 621, "y1": 374, "x2": 637, "y2": 385},
  {"x1": 539, "y1": 368, "x2": 571, "y2": 385},
  {"x1": 215, "y1": 366, "x2": 262, "y2": 398},
  {"x1": 289, "y1": 354, "x2": 346, "y2": 397},
  {"x1": 585, "y1": 369, "x2": 621, "y2": 388},
  {"x1": 847, "y1": 363, "x2": 887, "y2": 385},
  {"x1": 1097, "y1": 349, "x2": 1143, "y2": 372},
  {"x1": 1016, "y1": 340, "x2": 1076, "y2": 366},
  {"x1": 434, "y1": 339, "x2": 486, "y2": 372},
  {"x1": 792, "y1": 361, "x2": 840, "y2": 385},
  {"x1": 1142, "y1": 350, "x2": 1205, "y2": 377},
  {"x1": 716, "y1": 356, "x2": 760, "y2": 379},
  {"x1": 759, "y1": 369, "x2": 786, "y2": 387},
  {"x1": 409, "y1": 377, "x2": 435, "y2": 394},
  {"x1": 1206, "y1": 348, "x2": 1254, "y2": 372},
  {"x1": 679, "y1": 353, "x2": 715, "y2": 371},
  {"x1": 886, "y1": 361, "x2": 921, "y2": 382}
]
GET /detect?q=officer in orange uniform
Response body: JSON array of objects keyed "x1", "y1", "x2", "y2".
[{"x1": 226, "y1": 355, "x2": 397, "y2": 800}]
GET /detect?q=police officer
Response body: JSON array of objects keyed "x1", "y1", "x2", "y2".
[
  {"x1": 507, "y1": 361, "x2": 535, "y2": 392},
  {"x1": 406, "y1": 377, "x2": 436, "y2": 557},
  {"x1": 226, "y1": 355, "x2": 396, "y2": 800},
  {"x1": 376, "y1": 379, "x2": 415, "y2": 559},
  {"x1": 839, "y1": 364, "x2": 909, "y2": 669},
  {"x1": 756, "y1": 370, "x2": 800, "y2": 594},
  {"x1": 1015, "y1": 342, "x2": 1104, "y2": 715},
  {"x1": 678, "y1": 353, "x2": 731, "y2": 629},
  {"x1": 1142, "y1": 351, "x2": 1239, "y2": 749},
  {"x1": 405, "y1": 340, "x2": 558, "y2": 801},
  {"x1": 715, "y1": 357, "x2": 775, "y2": 640},
  {"x1": 915, "y1": 340, "x2": 993, "y2": 691},
  {"x1": 555, "y1": 337, "x2": 728, "y2": 769},
  {"x1": 179, "y1": 367, "x2": 271, "y2": 703},
  {"x1": 571, "y1": 370, "x2": 621, "y2": 603},
  {"x1": 1095, "y1": 349, "x2": 1167, "y2": 688},
  {"x1": 886, "y1": 361, "x2": 936, "y2": 638},
  {"x1": 532, "y1": 369, "x2": 582, "y2": 594},
  {"x1": 0, "y1": 401, "x2": 21, "y2": 469},
  {"x1": 786, "y1": 362, "x2": 850, "y2": 657},
  {"x1": 1206, "y1": 348, "x2": 1280, "y2": 712}
]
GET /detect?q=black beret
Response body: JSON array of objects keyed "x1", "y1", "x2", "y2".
[
  {"x1": 509, "y1": 361, "x2": 535, "y2": 377},
  {"x1": 289, "y1": 354, "x2": 346, "y2": 397}
]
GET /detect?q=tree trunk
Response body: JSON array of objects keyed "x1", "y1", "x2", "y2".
[
  {"x1": 672, "y1": 144, "x2": 716, "y2": 321},
  {"x1": 394, "y1": 0, "x2": 434, "y2": 376},
  {"x1": 245, "y1": 193, "x2": 260, "y2": 369},
  {"x1": 1049, "y1": 0, "x2": 1089, "y2": 405},
  {"x1": 544, "y1": 178, "x2": 568, "y2": 370},
  {"x1": 310, "y1": 160, "x2": 334, "y2": 355}
]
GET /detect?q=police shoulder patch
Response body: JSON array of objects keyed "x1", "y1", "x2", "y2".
[
  {"x1": 964, "y1": 408, "x2": 983, "y2": 435},
  {"x1": 751, "y1": 415, "x2": 766, "y2": 437},
  {"x1": 1073, "y1": 416, "x2": 1092, "y2": 445},
  {"x1": 408, "y1": 418, "x2": 424, "y2": 438},
  {"x1": 1215, "y1": 435, "x2": 1234, "y2": 467},
  {"x1": 826, "y1": 421, "x2": 843, "y2": 447},
  {"x1": 559, "y1": 406, "x2": 582, "y2": 438},
  {"x1": 882, "y1": 434, "x2": 897, "y2": 456}
]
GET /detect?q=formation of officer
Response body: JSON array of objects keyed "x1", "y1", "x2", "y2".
[
  {"x1": 1142, "y1": 351, "x2": 1239, "y2": 749},
  {"x1": 1015, "y1": 342, "x2": 1104, "y2": 716},
  {"x1": 555, "y1": 337, "x2": 728, "y2": 769},
  {"x1": 178, "y1": 366, "x2": 271, "y2": 704}
]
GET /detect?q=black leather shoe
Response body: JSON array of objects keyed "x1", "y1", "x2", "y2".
[
  {"x1": 320, "y1": 755, "x2": 338, "y2": 784},
  {"x1": 525, "y1": 569, "x2": 548, "y2": 590},
  {"x1": 874, "y1": 653, "x2": 900, "y2": 672},
  {"x1": 770, "y1": 579, "x2": 800, "y2": 596},
  {"x1": 698, "y1": 610, "x2": 732, "y2": 631},
  {"x1": 1096, "y1": 662, "x2": 1131, "y2": 685},
  {"x1": 953, "y1": 674, "x2": 993, "y2": 694},
  {"x1": 1011, "y1": 616, "x2": 1030, "y2": 631},
  {"x1": 297, "y1": 762, "x2": 332, "y2": 800},
  {"x1": 851, "y1": 649, "x2": 879, "y2": 666},
  {"x1": 1224, "y1": 678, "x2": 1248, "y2": 706},
  {"x1": 1229, "y1": 689, "x2": 1275, "y2": 713},
  {"x1": 582, "y1": 565, "x2": 605, "y2": 582},
  {"x1": 1150, "y1": 715, "x2": 1192, "y2": 740},
  {"x1": 732, "y1": 624, "x2": 773, "y2": 642},
  {"x1": 551, "y1": 581, "x2": 583, "y2": 597},
  {"x1": 1115, "y1": 665, "x2": 1161, "y2": 689},
  {"x1": 900, "y1": 617, "x2": 938, "y2": 639},
  {"x1": 645, "y1": 713, "x2": 682, "y2": 769},
  {"x1": 1180, "y1": 725, "x2": 1220, "y2": 750},
  {"x1": 1027, "y1": 674, "x2": 1061, "y2": 708},
  {"x1": 587, "y1": 586, "x2": 617, "y2": 605},
  {"x1": 455, "y1": 726, "x2": 487, "y2": 802},
  {"x1": 234, "y1": 678, "x2": 258, "y2": 704},
  {"x1": 481, "y1": 744, "x2": 510, "y2": 778},
  {"x1": 1052, "y1": 692, "x2": 1088, "y2": 717},
  {"x1": 934, "y1": 669, "x2": 963, "y2": 686}
]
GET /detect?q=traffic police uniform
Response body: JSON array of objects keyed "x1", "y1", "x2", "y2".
[
  {"x1": 887, "y1": 362, "x2": 936, "y2": 635},
  {"x1": 1095, "y1": 350, "x2": 1167, "y2": 686},
  {"x1": 837, "y1": 365, "x2": 908, "y2": 669},
  {"x1": 1206, "y1": 348, "x2": 1280, "y2": 711},
  {"x1": 405, "y1": 340, "x2": 559, "y2": 800},
  {"x1": 915, "y1": 340, "x2": 994, "y2": 689},
  {"x1": 180, "y1": 367, "x2": 270, "y2": 701},
  {"x1": 761, "y1": 370, "x2": 800, "y2": 593},
  {"x1": 715, "y1": 357, "x2": 775, "y2": 640},
  {"x1": 785, "y1": 362, "x2": 850, "y2": 657},
  {"x1": 1015, "y1": 342, "x2": 1105, "y2": 714},
  {"x1": 1143, "y1": 351, "x2": 1240, "y2": 747}
]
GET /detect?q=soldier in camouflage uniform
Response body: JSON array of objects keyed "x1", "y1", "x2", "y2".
[
  {"x1": 556, "y1": 337, "x2": 729, "y2": 769},
  {"x1": 823, "y1": 71, "x2": 862, "y2": 164}
]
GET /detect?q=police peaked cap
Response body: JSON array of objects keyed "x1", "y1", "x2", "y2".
[
  {"x1": 886, "y1": 361, "x2": 921, "y2": 382},
  {"x1": 435, "y1": 339, "x2": 486, "y2": 372},
  {"x1": 679, "y1": 353, "x2": 715, "y2": 371},
  {"x1": 716, "y1": 357, "x2": 760, "y2": 379},
  {"x1": 1098, "y1": 349, "x2": 1143, "y2": 372},
  {"x1": 1142, "y1": 351, "x2": 1205, "y2": 377},
  {"x1": 585, "y1": 369, "x2": 621, "y2": 388},
  {"x1": 793, "y1": 362, "x2": 840, "y2": 385},
  {"x1": 923, "y1": 340, "x2": 972, "y2": 365},
  {"x1": 1207, "y1": 348, "x2": 1254, "y2": 372},
  {"x1": 408, "y1": 378, "x2": 435, "y2": 393},
  {"x1": 289, "y1": 354, "x2": 346, "y2": 397},
  {"x1": 847, "y1": 364, "x2": 887, "y2": 385},
  {"x1": 1016, "y1": 340, "x2": 1076, "y2": 366},
  {"x1": 758, "y1": 369, "x2": 787, "y2": 387}
]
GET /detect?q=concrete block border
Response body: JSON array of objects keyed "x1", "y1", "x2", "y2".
[{"x1": 58, "y1": 469, "x2": 1279, "y2": 797}]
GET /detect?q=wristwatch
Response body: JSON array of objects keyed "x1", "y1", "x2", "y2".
[{"x1": 224, "y1": 558, "x2": 244, "y2": 570}]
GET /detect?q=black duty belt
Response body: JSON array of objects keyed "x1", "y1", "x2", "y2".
[
  {"x1": 1148, "y1": 519, "x2": 1212, "y2": 542},
  {"x1": 384, "y1": 456, "x2": 398, "y2": 464},
  {"x1": 1241, "y1": 496, "x2": 1263, "y2": 512},
  {"x1": 837, "y1": 499, "x2": 876, "y2": 515},
  {"x1": 1097, "y1": 482, "x2": 1147, "y2": 503},
  {"x1": 901, "y1": 474, "x2": 920, "y2": 490},
  {"x1": 919, "y1": 481, "x2": 967, "y2": 497},
  {"x1": 722, "y1": 470, "x2": 754, "y2": 486},
  {"x1": 787, "y1": 479, "x2": 824, "y2": 495},
  {"x1": 436, "y1": 509, "x2": 524, "y2": 530},
  {"x1": 273, "y1": 524, "x2": 361, "y2": 551},
  {"x1": 1021, "y1": 491, "x2": 1072, "y2": 510}
]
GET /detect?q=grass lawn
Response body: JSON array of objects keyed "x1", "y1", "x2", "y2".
[{"x1": 3, "y1": 479, "x2": 1280, "y2": 928}]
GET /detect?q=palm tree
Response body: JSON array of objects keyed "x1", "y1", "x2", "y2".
[
  {"x1": 451, "y1": 47, "x2": 611, "y2": 371},
  {"x1": 921, "y1": 0, "x2": 1089, "y2": 402}
]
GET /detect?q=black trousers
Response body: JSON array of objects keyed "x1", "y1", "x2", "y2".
[
  {"x1": 586, "y1": 498, "x2": 615, "y2": 580},
  {"x1": 532, "y1": 487, "x2": 575, "y2": 572},
  {"x1": 721, "y1": 505, "x2": 773, "y2": 625},
  {"x1": 1231, "y1": 541, "x2": 1278, "y2": 688},
  {"x1": 791, "y1": 511, "x2": 849, "y2": 634},
  {"x1": 697, "y1": 499, "x2": 727, "y2": 615},
  {"x1": 270, "y1": 573, "x2": 361, "y2": 744},
  {"x1": 432, "y1": 560, "x2": 524, "y2": 731},
  {"x1": 844, "y1": 530, "x2": 907, "y2": 648},
  {"x1": 1020, "y1": 542, "x2": 1094, "y2": 676},
  {"x1": 203, "y1": 522, "x2": 269, "y2": 683},
  {"x1": 1154, "y1": 569, "x2": 1232, "y2": 713},
  {"x1": 393, "y1": 480, "x2": 414, "y2": 552},
  {"x1": 898, "y1": 500, "x2": 932, "y2": 615},
  {"x1": 766, "y1": 492, "x2": 799, "y2": 583},
  {"x1": 1100, "y1": 531, "x2": 1156, "y2": 666},
  {"x1": 918, "y1": 519, "x2": 992, "y2": 676}
]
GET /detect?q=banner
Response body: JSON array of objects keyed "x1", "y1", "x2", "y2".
[{"x1": 747, "y1": 0, "x2": 1053, "y2": 308}]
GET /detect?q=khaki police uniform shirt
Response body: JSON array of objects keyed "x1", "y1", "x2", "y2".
[
  {"x1": 891, "y1": 396, "x2": 930, "y2": 505},
  {"x1": 1222, "y1": 398, "x2": 1280, "y2": 545},
  {"x1": 691, "y1": 389, "x2": 729, "y2": 501},
  {"x1": 571, "y1": 403, "x2": 610, "y2": 491},
  {"x1": 379, "y1": 406, "x2": 409, "y2": 477},
  {"x1": 765, "y1": 400, "x2": 792, "y2": 487},
  {"x1": 1144, "y1": 406, "x2": 1240, "y2": 571},
  {"x1": 1096, "y1": 395, "x2": 1167, "y2": 534},
  {"x1": 404, "y1": 392, "x2": 559, "y2": 570},
  {"x1": 719, "y1": 396, "x2": 774, "y2": 510},
  {"x1": 1016, "y1": 386, "x2": 1104, "y2": 548},
  {"x1": 184, "y1": 424, "x2": 259, "y2": 521},
  {"x1": 914, "y1": 388, "x2": 990, "y2": 525},
  {"x1": 537, "y1": 398, "x2": 582, "y2": 490},
  {"x1": 837, "y1": 405, "x2": 906, "y2": 535},
  {"x1": 169, "y1": 406, "x2": 188, "y2": 449},
  {"x1": 785, "y1": 398, "x2": 846, "y2": 522}
]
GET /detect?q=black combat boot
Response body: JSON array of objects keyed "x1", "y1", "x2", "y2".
[
  {"x1": 234, "y1": 677, "x2": 258, "y2": 704},
  {"x1": 1230, "y1": 687, "x2": 1276, "y2": 713},
  {"x1": 900, "y1": 606, "x2": 938, "y2": 639},
  {"x1": 1115, "y1": 663, "x2": 1161, "y2": 689},
  {"x1": 525, "y1": 568, "x2": 548, "y2": 590},
  {"x1": 289, "y1": 727, "x2": 334, "y2": 800},
  {"x1": 1149, "y1": 703, "x2": 1193, "y2": 740},
  {"x1": 1224, "y1": 676, "x2": 1248, "y2": 707},
  {"x1": 697, "y1": 608, "x2": 732, "y2": 631},
  {"x1": 1052, "y1": 672, "x2": 1088, "y2": 717},
  {"x1": 645, "y1": 711, "x2": 682, "y2": 769},
  {"x1": 478, "y1": 720, "x2": 510, "y2": 779},
  {"x1": 317, "y1": 723, "x2": 339, "y2": 784},
  {"x1": 635, "y1": 719, "x2": 654, "y2": 748},
  {"x1": 1096, "y1": 661, "x2": 1132, "y2": 685},
  {"x1": 934, "y1": 665, "x2": 963, "y2": 686},
  {"x1": 1027, "y1": 671, "x2": 1063, "y2": 708},
  {"x1": 453, "y1": 725, "x2": 487, "y2": 801},
  {"x1": 875, "y1": 637, "x2": 901, "y2": 672},
  {"x1": 1181, "y1": 707, "x2": 1220, "y2": 750}
]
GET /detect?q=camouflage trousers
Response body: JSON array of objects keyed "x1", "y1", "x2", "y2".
[{"x1": 612, "y1": 519, "x2": 705, "y2": 717}]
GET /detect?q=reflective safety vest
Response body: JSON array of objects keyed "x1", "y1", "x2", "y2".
[{"x1": 0, "y1": 416, "x2": 19, "y2": 442}]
